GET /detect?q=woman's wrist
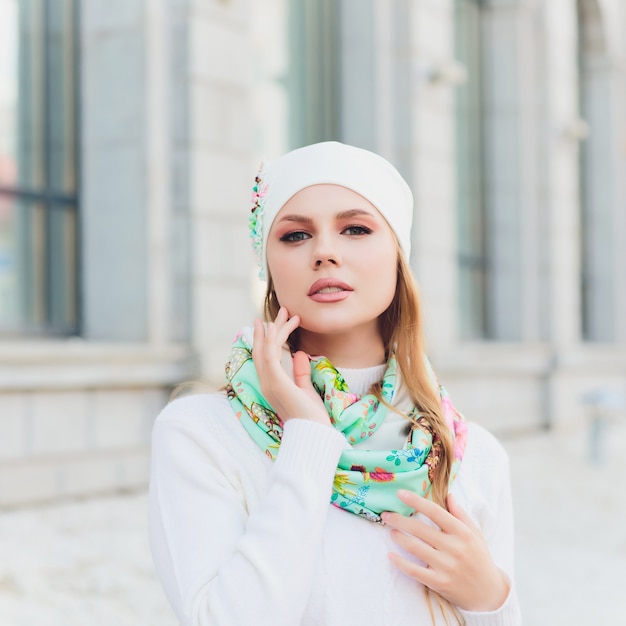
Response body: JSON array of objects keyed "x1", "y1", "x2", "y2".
[{"x1": 461, "y1": 569, "x2": 510, "y2": 613}]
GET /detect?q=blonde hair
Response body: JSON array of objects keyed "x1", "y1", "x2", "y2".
[{"x1": 265, "y1": 250, "x2": 463, "y2": 625}]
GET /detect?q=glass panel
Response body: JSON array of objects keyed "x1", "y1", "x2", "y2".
[
  {"x1": 20, "y1": 0, "x2": 46, "y2": 190},
  {"x1": 0, "y1": 0, "x2": 79, "y2": 335},
  {"x1": 48, "y1": 0, "x2": 77, "y2": 193},
  {"x1": 0, "y1": 197, "x2": 46, "y2": 332},
  {"x1": 578, "y1": 0, "x2": 615, "y2": 341},
  {"x1": 0, "y1": 195, "x2": 18, "y2": 323},
  {"x1": 0, "y1": 0, "x2": 76, "y2": 193},
  {"x1": 0, "y1": 0, "x2": 21, "y2": 189},
  {"x1": 250, "y1": 0, "x2": 290, "y2": 157},
  {"x1": 288, "y1": 0, "x2": 339, "y2": 148},
  {"x1": 48, "y1": 204, "x2": 77, "y2": 330}
]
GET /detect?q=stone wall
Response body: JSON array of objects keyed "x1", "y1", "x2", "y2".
[{"x1": 1, "y1": 0, "x2": 624, "y2": 506}]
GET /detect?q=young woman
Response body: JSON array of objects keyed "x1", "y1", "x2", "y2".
[{"x1": 148, "y1": 141, "x2": 522, "y2": 625}]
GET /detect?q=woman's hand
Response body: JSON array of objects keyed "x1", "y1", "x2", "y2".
[
  {"x1": 252, "y1": 307, "x2": 331, "y2": 427},
  {"x1": 381, "y1": 490, "x2": 509, "y2": 613}
]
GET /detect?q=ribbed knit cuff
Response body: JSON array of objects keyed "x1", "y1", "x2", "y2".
[
  {"x1": 274, "y1": 419, "x2": 347, "y2": 484},
  {"x1": 458, "y1": 578, "x2": 521, "y2": 626}
]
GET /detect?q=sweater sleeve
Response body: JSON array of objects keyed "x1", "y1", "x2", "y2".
[
  {"x1": 148, "y1": 395, "x2": 347, "y2": 626},
  {"x1": 456, "y1": 426, "x2": 522, "y2": 626}
]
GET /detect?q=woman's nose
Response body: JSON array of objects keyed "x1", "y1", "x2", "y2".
[
  {"x1": 311, "y1": 234, "x2": 341, "y2": 268},
  {"x1": 315, "y1": 257, "x2": 337, "y2": 267}
]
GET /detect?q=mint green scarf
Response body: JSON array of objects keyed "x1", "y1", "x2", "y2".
[{"x1": 225, "y1": 330, "x2": 467, "y2": 522}]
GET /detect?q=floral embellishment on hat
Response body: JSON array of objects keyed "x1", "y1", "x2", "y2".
[{"x1": 249, "y1": 161, "x2": 269, "y2": 279}]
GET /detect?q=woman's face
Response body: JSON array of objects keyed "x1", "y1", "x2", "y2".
[{"x1": 266, "y1": 184, "x2": 398, "y2": 342}]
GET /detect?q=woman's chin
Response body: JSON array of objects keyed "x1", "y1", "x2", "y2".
[{"x1": 297, "y1": 318, "x2": 379, "y2": 340}]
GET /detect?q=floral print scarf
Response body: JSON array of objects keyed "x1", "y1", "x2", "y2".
[{"x1": 225, "y1": 329, "x2": 467, "y2": 523}]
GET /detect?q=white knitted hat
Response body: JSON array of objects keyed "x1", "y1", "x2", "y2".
[{"x1": 249, "y1": 141, "x2": 413, "y2": 279}]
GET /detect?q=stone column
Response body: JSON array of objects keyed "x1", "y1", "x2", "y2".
[
  {"x1": 541, "y1": 0, "x2": 588, "y2": 427},
  {"x1": 81, "y1": 0, "x2": 150, "y2": 340},
  {"x1": 185, "y1": 0, "x2": 256, "y2": 383},
  {"x1": 408, "y1": 0, "x2": 459, "y2": 356},
  {"x1": 541, "y1": 0, "x2": 582, "y2": 348}
]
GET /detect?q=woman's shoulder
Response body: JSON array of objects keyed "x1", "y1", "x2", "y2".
[
  {"x1": 151, "y1": 390, "x2": 260, "y2": 467},
  {"x1": 153, "y1": 390, "x2": 239, "y2": 442},
  {"x1": 452, "y1": 423, "x2": 513, "y2": 529},
  {"x1": 465, "y1": 422, "x2": 509, "y2": 462},
  {"x1": 459, "y1": 421, "x2": 511, "y2": 485},
  {"x1": 156, "y1": 390, "x2": 230, "y2": 423}
]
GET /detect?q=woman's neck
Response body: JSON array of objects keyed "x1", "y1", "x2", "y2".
[{"x1": 296, "y1": 327, "x2": 386, "y2": 368}]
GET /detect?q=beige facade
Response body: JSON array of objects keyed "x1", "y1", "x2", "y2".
[{"x1": 0, "y1": 0, "x2": 624, "y2": 506}]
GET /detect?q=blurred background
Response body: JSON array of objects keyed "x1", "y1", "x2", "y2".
[{"x1": 0, "y1": 0, "x2": 625, "y2": 624}]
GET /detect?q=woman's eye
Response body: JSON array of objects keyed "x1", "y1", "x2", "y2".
[
  {"x1": 280, "y1": 231, "x2": 311, "y2": 243},
  {"x1": 343, "y1": 225, "x2": 372, "y2": 236}
]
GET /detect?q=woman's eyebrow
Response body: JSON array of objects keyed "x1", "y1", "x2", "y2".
[
  {"x1": 336, "y1": 208, "x2": 377, "y2": 220},
  {"x1": 276, "y1": 208, "x2": 376, "y2": 224},
  {"x1": 275, "y1": 214, "x2": 313, "y2": 224}
]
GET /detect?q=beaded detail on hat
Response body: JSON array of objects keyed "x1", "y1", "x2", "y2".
[{"x1": 248, "y1": 161, "x2": 269, "y2": 279}]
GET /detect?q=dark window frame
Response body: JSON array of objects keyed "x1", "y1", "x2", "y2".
[{"x1": 0, "y1": 0, "x2": 81, "y2": 337}]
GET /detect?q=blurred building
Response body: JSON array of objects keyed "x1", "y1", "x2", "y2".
[{"x1": 0, "y1": 0, "x2": 624, "y2": 506}]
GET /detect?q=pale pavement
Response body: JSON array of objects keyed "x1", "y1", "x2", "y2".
[{"x1": 1, "y1": 419, "x2": 625, "y2": 626}]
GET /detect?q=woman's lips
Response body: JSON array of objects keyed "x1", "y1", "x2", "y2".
[{"x1": 308, "y1": 278, "x2": 353, "y2": 303}]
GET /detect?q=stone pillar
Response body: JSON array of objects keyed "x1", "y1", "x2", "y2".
[
  {"x1": 541, "y1": 0, "x2": 582, "y2": 348},
  {"x1": 538, "y1": 0, "x2": 581, "y2": 427},
  {"x1": 339, "y1": 0, "x2": 413, "y2": 178},
  {"x1": 408, "y1": 0, "x2": 459, "y2": 356},
  {"x1": 185, "y1": 0, "x2": 256, "y2": 383},
  {"x1": 597, "y1": 0, "x2": 626, "y2": 344},
  {"x1": 81, "y1": 0, "x2": 150, "y2": 340},
  {"x1": 146, "y1": 0, "x2": 172, "y2": 346},
  {"x1": 613, "y1": 67, "x2": 626, "y2": 344}
]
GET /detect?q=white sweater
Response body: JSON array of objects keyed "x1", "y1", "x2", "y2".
[{"x1": 149, "y1": 366, "x2": 521, "y2": 626}]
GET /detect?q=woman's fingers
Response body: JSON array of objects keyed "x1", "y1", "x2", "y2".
[
  {"x1": 254, "y1": 308, "x2": 298, "y2": 355},
  {"x1": 382, "y1": 511, "x2": 443, "y2": 550},
  {"x1": 387, "y1": 549, "x2": 439, "y2": 589},
  {"x1": 387, "y1": 525, "x2": 439, "y2": 565},
  {"x1": 250, "y1": 308, "x2": 330, "y2": 425},
  {"x1": 251, "y1": 318, "x2": 266, "y2": 365},
  {"x1": 446, "y1": 493, "x2": 481, "y2": 534},
  {"x1": 274, "y1": 305, "x2": 288, "y2": 324},
  {"x1": 396, "y1": 489, "x2": 466, "y2": 536},
  {"x1": 275, "y1": 310, "x2": 300, "y2": 346},
  {"x1": 292, "y1": 350, "x2": 313, "y2": 391},
  {"x1": 253, "y1": 308, "x2": 299, "y2": 373},
  {"x1": 383, "y1": 489, "x2": 510, "y2": 612}
]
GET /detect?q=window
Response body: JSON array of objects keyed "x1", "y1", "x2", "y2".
[
  {"x1": 288, "y1": 0, "x2": 340, "y2": 148},
  {"x1": 0, "y1": 0, "x2": 79, "y2": 336},
  {"x1": 577, "y1": 0, "x2": 616, "y2": 341},
  {"x1": 455, "y1": 0, "x2": 489, "y2": 339}
]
